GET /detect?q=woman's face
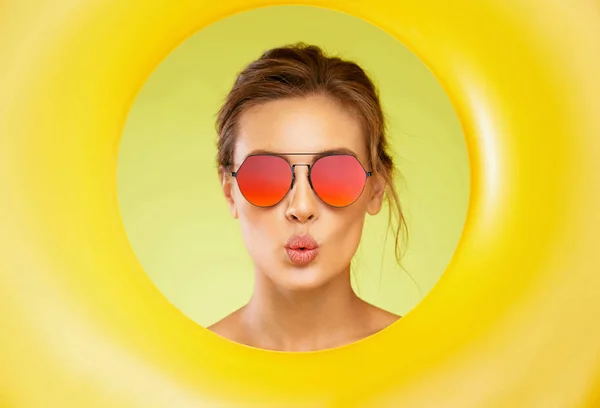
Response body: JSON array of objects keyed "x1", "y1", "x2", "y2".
[{"x1": 221, "y1": 94, "x2": 385, "y2": 291}]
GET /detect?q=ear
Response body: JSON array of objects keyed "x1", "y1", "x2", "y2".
[
  {"x1": 220, "y1": 166, "x2": 238, "y2": 219},
  {"x1": 366, "y1": 174, "x2": 386, "y2": 216}
]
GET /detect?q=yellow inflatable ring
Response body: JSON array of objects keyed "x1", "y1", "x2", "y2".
[{"x1": 2, "y1": 1, "x2": 600, "y2": 407}]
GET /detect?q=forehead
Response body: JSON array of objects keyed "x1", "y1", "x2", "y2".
[{"x1": 233, "y1": 94, "x2": 367, "y2": 165}]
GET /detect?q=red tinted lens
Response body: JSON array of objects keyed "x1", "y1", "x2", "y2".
[
  {"x1": 311, "y1": 155, "x2": 368, "y2": 207},
  {"x1": 235, "y1": 155, "x2": 292, "y2": 207}
]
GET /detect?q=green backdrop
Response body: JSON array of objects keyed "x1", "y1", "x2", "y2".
[{"x1": 117, "y1": 5, "x2": 469, "y2": 327}]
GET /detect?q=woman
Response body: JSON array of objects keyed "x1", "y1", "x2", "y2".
[{"x1": 208, "y1": 43, "x2": 408, "y2": 352}]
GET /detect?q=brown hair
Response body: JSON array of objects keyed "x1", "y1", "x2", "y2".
[{"x1": 215, "y1": 42, "x2": 409, "y2": 272}]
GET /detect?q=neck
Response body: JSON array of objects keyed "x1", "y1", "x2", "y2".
[{"x1": 241, "y1": 265, "x2": 367, "y2": 351}]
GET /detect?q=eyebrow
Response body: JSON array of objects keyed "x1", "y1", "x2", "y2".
[{"x1": 246, "y1": 147, "x2": 358, "y2": 158}]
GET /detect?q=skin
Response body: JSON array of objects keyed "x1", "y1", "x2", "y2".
[{"x1": 209, "y1": 93, "x2": 400, "y2": 352}]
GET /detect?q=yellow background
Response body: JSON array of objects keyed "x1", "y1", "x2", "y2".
[
  {"x1": 4, "y1": 0, "x2": 598, "y2": 406},
  {"x1": 117, "y1": 5, "x2": 470, "y2": 326}
]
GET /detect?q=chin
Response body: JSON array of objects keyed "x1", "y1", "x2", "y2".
[{"x1": 274, "y1": 266, "x2": 331, "y2": 292}]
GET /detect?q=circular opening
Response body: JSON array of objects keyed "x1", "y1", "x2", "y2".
[{"x1": 117, "y1": 5, "x2": 469, "y2": 351}]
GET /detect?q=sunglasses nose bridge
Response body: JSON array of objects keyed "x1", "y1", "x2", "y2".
[{"x1": 290, "y1": 163, "x2": 312, "y2": 189}]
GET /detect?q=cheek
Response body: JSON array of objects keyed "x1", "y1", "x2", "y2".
[
  {"x1": 323, "y1": 206, "x2": 367, "y2": 257},
  {"x1": 237, "y1": 204, "x2": 284, "y2": 252}
]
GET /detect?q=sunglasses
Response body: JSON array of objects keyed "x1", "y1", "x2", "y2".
[{"x1": 231, "y1": 153, "x2": 372, "y2": 208}]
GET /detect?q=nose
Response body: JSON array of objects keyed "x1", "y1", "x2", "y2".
[{"x1": 285, "y1": 165, "x2": 318, "y2": 223}]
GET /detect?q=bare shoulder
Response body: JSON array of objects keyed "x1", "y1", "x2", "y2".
[
  {"x1": 206, "y1": 307, "x2": 248, "y2": 343},
  {"x1": 363, "y1": 302, "x2": 402, "y2": 333}
]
